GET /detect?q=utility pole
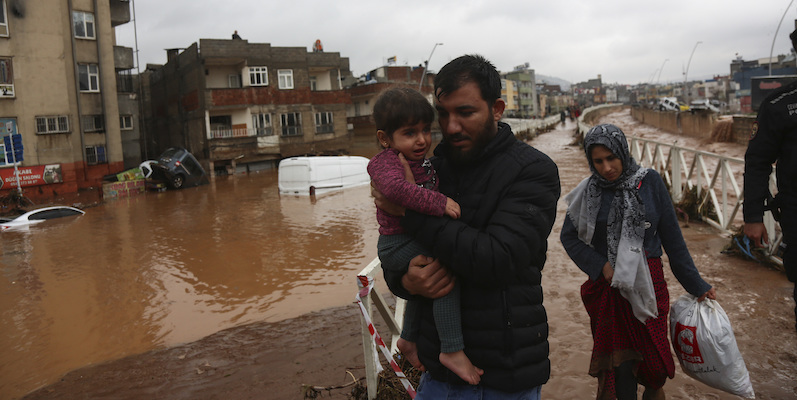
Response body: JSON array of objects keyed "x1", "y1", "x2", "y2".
[
  {"x1": 418, "y1": 43, "x2": 443, "y2": 92},
  {"x1": 684, "y1": 41, "x2": 702, "y2": 105}
]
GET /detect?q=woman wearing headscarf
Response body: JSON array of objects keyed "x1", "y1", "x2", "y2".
[{"x1": 560, "y1": 124, "x2": 716, "y2": 400}]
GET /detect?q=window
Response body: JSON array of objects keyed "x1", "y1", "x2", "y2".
[
  {"x1": 228, "y1": 74, "x2": 241, "y2": 88},
  {"x1": 278, "y1": 69, "x2": 294, "y2": 89},
  {"x1": 0, "y1": 57, "x2": 13, "y2": 97},
  {"x1": 85, "y1": 145, "x2": 106, "y2": 165},
  {"x1": 252, "y1": 113, "x2": 272, "y2": 136},
  {"x1": 36, "y1": 116, "x2": 70, "y2": 134},
  {"x1": 0, "y1": 0, "x2": 8, "y2": 37},
  {"x1": 78, "y1": 64, "x2": 100, "y2": 92},
  {"x1": 119, "y1": 115, "x2": 133, "y2": 130},
  {"x1": 280, "y1": 112, "x2": 302, "y2": 136},
  {"x1": 249, "y1": 66, "x2": 268, "y2": 86},
  {"x1": 116, "y1": 70, "x2": 133, "y2": 93},
  {"x1": 310, "y1": 77, "x2": 317, "y2": 91},
  {"x1": 72, "y1": 11, "x2": 95, "y2": 39},
  {"x1": 315, "y1": 112, "x2": 334, "y2": 133},
  {"x1": 82, "y1": 115, "x2": 104, "y2": 133}
]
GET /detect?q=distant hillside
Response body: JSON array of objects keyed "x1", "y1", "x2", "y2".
[{"x1": 537, "y1": 74, "x2": 571, "y2": 91}]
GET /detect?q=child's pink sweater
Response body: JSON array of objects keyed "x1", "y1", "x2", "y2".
[{"x1": 367, "y1": 148, "x2": 447, "y2": 235}]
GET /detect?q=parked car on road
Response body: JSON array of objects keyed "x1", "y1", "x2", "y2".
[{"x1": 152, "y1": 147, "x2": 208, "y2": 189}]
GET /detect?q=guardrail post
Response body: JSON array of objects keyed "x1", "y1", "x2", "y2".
[
  {"x1": 671, "y1": 146, "x2": 682, "y2": 202},
  {"x1": 357, "y1": 258, "x2": 407, "y2": 399}
]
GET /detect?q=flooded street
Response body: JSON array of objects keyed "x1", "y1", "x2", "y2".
[
  {"x1": 4, "y1": 110, "x2": 797, "y2": 399},
  {"x1": 1, "y1": 140, "x2": 386, "y2": 399}
]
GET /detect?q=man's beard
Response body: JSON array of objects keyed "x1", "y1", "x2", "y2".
[{"x1": 447, "y1": 117, "x2": 496, "y2": 166}]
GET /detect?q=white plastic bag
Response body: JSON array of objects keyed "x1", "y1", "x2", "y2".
[{"x1": 670, "y1": 294, "x2": 755, "y2": 399}]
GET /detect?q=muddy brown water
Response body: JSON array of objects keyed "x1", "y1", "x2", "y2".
[{"x1": 2, "y1": 111, "x2": 796, "y2": 399}]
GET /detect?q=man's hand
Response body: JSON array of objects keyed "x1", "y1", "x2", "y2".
[
  {"x1": 398, "y1": 153, "x2": 415, "y2": 184},
  {"x1": 371, "y1": 180, "x2": 405, "y2": 217},
  {"x1": 401, "y1": 255, "x2": 455, "y2": 299},
  {"x1": 743, "y1": 222, "x2": 769, "y2": 248}
]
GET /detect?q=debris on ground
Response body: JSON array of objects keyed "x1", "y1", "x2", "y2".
[
  {"x1": 722, "y1": 226, "x2": 785, "y2": 273},
  {"x1": 302, "y1": 352, "x2": 420, "y2": 400}
]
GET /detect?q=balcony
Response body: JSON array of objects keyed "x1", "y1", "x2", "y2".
[
  {"x1": 109, "y1": 0, "x2": 131, "y2": 27},
  {"x1": 114, "y1": 46, "x2": 134, "y2": 70}
]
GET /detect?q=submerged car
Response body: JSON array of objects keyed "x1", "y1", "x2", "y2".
[
  {"x1": 0, "y1": 206, "x2": 85, "y2": 231},
  {"x1": 151, "y1": 147, "x2": 208, "y2": 189}
]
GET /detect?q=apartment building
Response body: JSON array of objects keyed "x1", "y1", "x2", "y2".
[
  {"x1": 503, "y1": 64, "x2": 539, "y2": 118},
  {"x1": 501, "y1": 78, "x2": 518, "y2": 115},
  {"x1": 142, "y1": 39, "x2": 354, "y2": 174},
  {"x1": 0, "y1": 0, "x2": 135, "y2": 201}
]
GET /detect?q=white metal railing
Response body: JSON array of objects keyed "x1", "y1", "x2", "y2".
[
  {"x1": 209, "y1": 127, "x2": 276, "y2": 139},
  {"x1": 503, "y1": 115, "x2": 561, "y2": 135},
  {"x1": 578, "y1": 106, "x2": 782, "y2": 266},
  {"x1": 357, "y1": 258, "x2": 406, "y2": 400}
]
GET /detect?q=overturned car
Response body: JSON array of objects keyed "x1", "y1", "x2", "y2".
[{"x1": 151, "y1": 147, "x2": 208, "y2": 189}]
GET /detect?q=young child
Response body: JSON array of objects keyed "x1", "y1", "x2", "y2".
[{"x1": 367, "y1": 87, "x2": 483, "y2": 385}]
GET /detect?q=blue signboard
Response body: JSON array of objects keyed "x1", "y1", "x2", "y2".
[
  {"x1": 3, "y1": 134, "x2": 23, "y2": 162},
  {"x1": 0, "y1": 118, "x2": 18, "y2": 165}
]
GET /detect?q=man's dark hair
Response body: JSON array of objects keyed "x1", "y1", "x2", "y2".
[
  {"x1": 372, "y1": 87, "x2": 435, "y2": 136},
  {"x1": 434, "y1": 54, "x2": 501, "y2": 105}
]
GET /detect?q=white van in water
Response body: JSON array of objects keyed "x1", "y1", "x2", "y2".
[{"x1": 278, "y1": 156, "x2": 371, "y2": 195}]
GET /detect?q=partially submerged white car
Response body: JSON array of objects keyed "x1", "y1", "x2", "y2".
[{"x1": 0, "y1": 206, "x2": 85, "y2": 231}]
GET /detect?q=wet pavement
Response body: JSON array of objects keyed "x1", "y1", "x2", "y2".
[{"x1": 2, "y1": 110, "x2": 796, "y2": 399}]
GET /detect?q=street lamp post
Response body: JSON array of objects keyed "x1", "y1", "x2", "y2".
[
  {"x1": 419, "y1": 43, "x2": 443, "y2": 92},
  {"x1": 655, "y1": 58, "x2": 669, "y2": 99},
  {"x1": 684, "y1": 41, "x2": 702, "y2": 104},
  {"x1": 769, "y1": 0, "x2": 795, "y2": 76}
]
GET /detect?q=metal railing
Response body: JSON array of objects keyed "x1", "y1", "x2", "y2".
[
  {"x1": 503, "y1": 115, "x2": 561, "y2": 135},
  {"x1": 209, "y1": 127, "x2": 255, "y2": 139},
  {"x1": 208, "y1": 127, "x2": 277, "y2": 139},
  {"x1": 357, "y1": 258, "x2": 406, "y2": 400}
]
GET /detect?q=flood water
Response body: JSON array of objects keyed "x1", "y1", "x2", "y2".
[
  {"x1": 1, "y1": 139, "x2": 387, "y2": 399},
  {"x1": 3, "y1": 111, "x2": 796, "y2": 399}
]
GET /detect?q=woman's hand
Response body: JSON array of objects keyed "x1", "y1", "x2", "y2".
[
  {"x1": 698, "y1": 287, "x2": 716, "y2": 302},
  {"x1": 601, "y1": 262, "x2": 613, "y2": 283}
]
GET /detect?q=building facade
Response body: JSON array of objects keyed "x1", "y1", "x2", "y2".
[
  {"x1": 0, "y1": 0, "x2": 134, "y2": 202},
  {"x1": 503, "y1": 64, "x2": 539, "y2": 118},
  {"x1": 143, "y1": 39, "x2": 354, "y2": 174},
  {"x1": 346, "y1": 64, "x2": 431, "y2": 138}
]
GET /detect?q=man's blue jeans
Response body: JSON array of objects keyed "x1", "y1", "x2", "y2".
[{"x1": 415, "y1": 372, "x2": 542, "y2": 400}]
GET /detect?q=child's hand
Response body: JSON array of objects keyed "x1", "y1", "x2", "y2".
[{"x1": 445, "y1": 197, "x2": 461, "y2": 219}]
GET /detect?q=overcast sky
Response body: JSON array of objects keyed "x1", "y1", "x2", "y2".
[{"x1": 115, "y1": 0, "x2": 797, "y2": 85}]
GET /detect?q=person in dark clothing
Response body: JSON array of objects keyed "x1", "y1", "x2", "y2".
[
  {"x1": 232, "y1": 30, "x2": 242, "y2": 40},
  {"x1": 743, "y1": 29, "x2": 797, "y2": 333},
  {"x1": 373, "y1": 54, "x2": 560, "y2": 399}
]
